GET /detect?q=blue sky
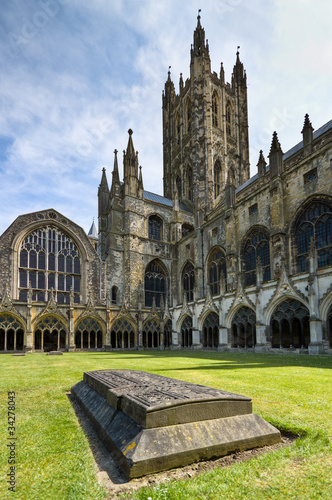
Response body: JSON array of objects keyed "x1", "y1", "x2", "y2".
[{"x1": 0, "y1": 0, "x2": 331, "y2": 235}]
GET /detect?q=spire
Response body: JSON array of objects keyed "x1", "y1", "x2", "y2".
[
  {"x1": 112, "y1": 149, "x2": 120, "y2": 184},
  {"x1": 123, "y1": 129, "x2": 139, "y2": 197},
  {"x1": 191, "y1": 11, "x2": 210, "y2": 63},
  {"x1": 98, "y1": 168, "x2": 109, "y2": 215},
  {"x1": 268, "y1": 132, "x2": 284, "y2": 177},
  {"x1": 232, "y1": 46, "x2": 246, "y2": 88},
  {"x1": 220, "y1": 62, "x2": 225, "y2": 84},
  {"x1": 88, "y1": 219, "x2": 98, "y2": 239},
  {"x1": 138, "y1": 165, "x2": 144, "y2": 199},
  {"x1": 179, "y1": 73, "x2": 183, "y2": 93},
  {"x1": 257, "y1": 150, "x2": 267, "y2": 176},
  {"x1": 302, "y1": 113, "x2": 314, "y2": 154}
]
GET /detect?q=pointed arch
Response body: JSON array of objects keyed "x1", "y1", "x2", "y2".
[
  {"x1": 291, "y1": 198, "x2": 332, "y2": 273},
  {"x1": 269, "y1": 299, "x2": 310, "y2": 348},
  {"x1": 180, "y1": 315, "x2": 192, "y2": 348},
  {"x1": 175, "y1": 111, "x2": 180, "y2": 144},
  {"x1": 145, "y1": 259, "x2": 168, "y2": 308},
  {"x1": 75, "y1": 316, "x2": 104, "y2": 350},
  {"x1": 230, "y1": 306, "x2": 256, "y2": 348},
  {"x1": 186, "y1": 165, "x2": 193, "y2": 202},
  {"x1": 202, "y1": 311, "x2": 219, "y2": 348},
  {"x1": 207, "y1": 246, "x2": 226, "y2": 295},
  {"x1": 148, "y1": 214, "x2": 163, "y2": 241},
  {"x1": 34, "y1": 314, "x2": 67, "y2": 351},
  {"x1": 0, "y1": 313, "x2": 25, "y2": 351},
  {"x1": 182, "y1": 261, "x2": 195, "y2": 302},
  {"x1": 110, "y1": 316, "x2": 136, "y2": 349},
  {"x1": 242, "y1": 227, "x2": 271, "y2": 287},
  {"x1": 143, "y1": 318, "x2": 160, "y2": 348}
]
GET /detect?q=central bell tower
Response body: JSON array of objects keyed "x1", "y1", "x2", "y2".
[{"x1": 162, "y1": 14, "x2": 250, "y2": 221}]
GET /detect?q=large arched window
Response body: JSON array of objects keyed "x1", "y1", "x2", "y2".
[
  {"x1": 295, "y1": 200, "x2": 332, "y2": 272},
  {"x1": 111, "y1": 318, "x2": 135, "y2": 349},
  {"x1": 182, "y1": 262, "x2": 195, "y2": 301},
  {"x1": 214, "y1": 160, "x2": 222, "y2": 198},
  {"x1": 208, "y1": 248, "x2": 226, "y2": 295},
  {"x1": 226, "y1": 102, "x2": 232, "y2": 136},
  {"x1": 19, "y1": 226, "x2": 81, "y2": 303},
  {"x1": 144, "y1": 260, "x2": 167, "y2": 308},
  {"x1": 270, "y1": 299, "x2": 310, "y2": 348},
  {"x1": 34, "y1": 315, "x2": 67, "y2": 351},
  {"x1": 180, "y1": 316, "x2": 192, "y2": 348},
  {"x1": 243, "y1": 229, "x2": 271, "y2": 286},
  {"x1": 212, "y1": 92, "x2": 219, "y2": 127},
  {"x1": 202, "y1": 312, "x2": 219, "y2": 348},
  {"x1": 148, "y1": 215, "x2": 163, "y2": 241},
  {"x1": 0, "y1": 314, "x2": 24, "y2": 351}
]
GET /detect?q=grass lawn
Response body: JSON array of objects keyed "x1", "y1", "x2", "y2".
[{"x1": 0, "y1": 351, "x2": 331, "y2": 500}]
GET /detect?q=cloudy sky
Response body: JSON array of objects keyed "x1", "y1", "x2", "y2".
[{"x1": 0, "y1": 0, "x2": 331, "y2": 236}]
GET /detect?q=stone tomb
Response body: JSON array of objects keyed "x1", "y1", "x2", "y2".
[{"x1": 71, "y1": 370, "x2": 280, "y2": 479}]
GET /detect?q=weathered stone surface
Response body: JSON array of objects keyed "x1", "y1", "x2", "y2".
[
  {"x1": 72, "y1": 369, "x2": 281, "y2": 479},
  {"x1": 47, "y1": 351, "x2": 63, "y2": 355}
]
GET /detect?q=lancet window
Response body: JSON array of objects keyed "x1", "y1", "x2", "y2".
[
  {"x1": 243, "y1": 229, "x2": 271, "y2": 286},
  {"x1": 208, "y1": 248, "x2": 227, "y2": 295},
  {"x1": 182, "y1": 262, "x2": 195, "y2": 301},
  {"x1": 144, "y1": 260, "x2": 167, "y2": 307}
]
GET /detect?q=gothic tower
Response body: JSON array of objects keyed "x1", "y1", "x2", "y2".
[{"x1": 162, "y1": 15, "x2": 250, "y2": 221}]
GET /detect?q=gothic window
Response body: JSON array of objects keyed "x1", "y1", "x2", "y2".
[
  {"x1": 143, "y1": 319, "x2": 160, "y2": 348},
  {"x1": 231, "y1": 307, "x2": 256, "y2": 348},
  {"x1": 187, "y1": 167, "x2": 193, "y2": 201},
  {"x1": 0, "y1": 314, "x2": 24, "y2": 351},
  {"x1": 243, "y1": 229, "x2": 271, "y2": 286},
  {"x1": 111, "y1": 286, "x2": 118, "y2": 305},
  {"x1": 144, "y1": 260, "x2": 167, "y2": 308},
  {"x1": 214, "y1": 160, "x2": 222, "y2": 198},
  {"x1": 180, "y1": 315, "x2": 192, "y2": 347},
  {"x1": 34, "y1": 315, "x2": 66, "y2": 351},
  {"x1": 148, "y1": 215, "x2": 163, "y2": 241},
  {"x1": 202, "y1": 312, "x2": 219, "y2": 348},
  {"x1": 226, "y1": 102, "x2": 232, "y2": 136},
  {"x1": 185, "y1": 98, "x2": 191, "y2": 134},
  {"x1": 294, "y1": 200, "x2": 332, "y2": 272},
  {"x1": 182, "y1": 223, "x2": 194, "y2": 238},
  {"x1": 270, "y1": 299, "x2": 310, "y2": 348},
  {"x1": 208, "y1": 248, "x2": 227, "y2": 295},
  {"x1": 111, "y1": 318, "x2": 135, "y2": 349},
  {"x1": 19, "y1": 226, "x2": 81, "y2": 304},
  {"x1": 212, "y1": 92, "x2": 219, "y2": 127},
  {"x1": 182, "y1": 261, "x2": 195, "y2": 301},
  {"x1": 75, "y1": 317, "x2": 103, "y2": 350}
]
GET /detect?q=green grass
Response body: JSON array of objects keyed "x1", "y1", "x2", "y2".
[{"x1": 0, "y1": 351, "x2": 331, "y2": 499}]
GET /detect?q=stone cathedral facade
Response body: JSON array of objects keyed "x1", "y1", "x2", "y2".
[{"x1": 0, "y1": 16, "x2": 331, "y2": 355}]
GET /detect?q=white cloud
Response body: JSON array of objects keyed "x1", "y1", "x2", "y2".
[{"x1": 0, "y1": 0, "x2": 331, "y2": 235}]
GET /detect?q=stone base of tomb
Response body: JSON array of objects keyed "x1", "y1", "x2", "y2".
[{"x1": 71, "y1": 370, "x2": 280, "y2": 479}]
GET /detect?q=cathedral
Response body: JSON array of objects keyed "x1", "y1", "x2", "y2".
[{"x1": 0, "y1": 16, "x2": 331, "y2": 355}]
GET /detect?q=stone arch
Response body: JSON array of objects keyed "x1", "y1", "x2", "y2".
[
  {"x1": 75, "y1": 316, "x2": 104, "y2": 350},
  {"x1": 290, "y1": 197, "x2": 332, "y2": 273},
  {"x1": 34, "y1": 314, "x2": 67, "y2": 352},
  {"x1": 110, "y1": 317, "x2": 136, "y2": 349},
  {"x1": 207, "y1": 246, "x2": 226, "y2": 296},
  {"x1": 202, "y1": 311, "x2": 219, "y2": 348},
  {"x1": 0, "y1": 313, "x2": 25, "y2": 351},
  {"x1": 11, "y1": 219, "x2": 89, "y2": 302},
  {"x1": 241, "y1": 226, "x2": 271, "y2": 287},
  {"x1": 144, "y1": 259, "x2": 168, "y2": 308},
  {"x1": 148, "y1": 214, "x2": 164, "y2": 241},
  {"x1": 214, "y1": 159, "x2": 222, "y2": 198},
  {"x1": 181, "y1": 260, "x2": 195, "y2": 302},
  {"x1": 230, "y1": 306, "x2": 256, "y2": 348},
  {"x1": 264, "y1": 293, "x2": 309, "y2": 326},
  {"x1": 180, "y1": 315, "x2": 192, "y2": 348},
  {"x1": 143, "y1": 318, "x2": 160, "y2": 348},
  {"x1": 269, "y1": 298, "x2": 310, "y2": 349},
  {"x1": 212, "y1": 91, "x2": 219, "y2": 127}
]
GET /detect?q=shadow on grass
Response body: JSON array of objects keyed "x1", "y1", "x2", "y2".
[
  {"x1": 67, "y1": 392, "x2": 128, "y2": 485},
  {"x1": 81, "y1": 350, "x2": 332, "y2": 370}
]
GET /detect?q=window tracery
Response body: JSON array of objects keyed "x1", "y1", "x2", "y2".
[
  {"x1": 148, "y1": 215, "x2": 163, "y2": 241},
  {"x1": 19, "y1": 226, "x2": 81, "y2": 303},
  {"x1": 295, "y1": 200, "x2": 332, "y2": 272},
  {"x1": 144, "y1": 260, "x2": 167, "y2": 307},
  {"x1": 243, "y1": 229, "x2": 271, "y2": 286},
  {"x1": 214, "y1": 160, "x2": 222, "y2": 198},
  {"x1": 208, "y1": 248, "x2": 226, "y2": 295},
  {"x1": 182, "y1": 262, "x2": 195, "y2": 301},
  {"x1": 212, "y1": 92, "x2": 218, "y2": 127}
]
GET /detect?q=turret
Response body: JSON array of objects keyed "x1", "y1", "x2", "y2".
[
  {"x1": 110, "y1": 149, "x2": 121, "y2": 198},
  {"x1": 98, "y1": 168, "x2": 110, "y2": 260},
  {"x1": 123, "y1": 129, "x2": 139, "y2": 197},
  {"x1": 268, "y1": 132, "x2": 284, "y2": 178},
  {"x1": 302, "y1": 113, "x2": 314, "y2": 155},
  {"x1": 257, "y1": 150, "x2": 267, "y2": 176}
]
